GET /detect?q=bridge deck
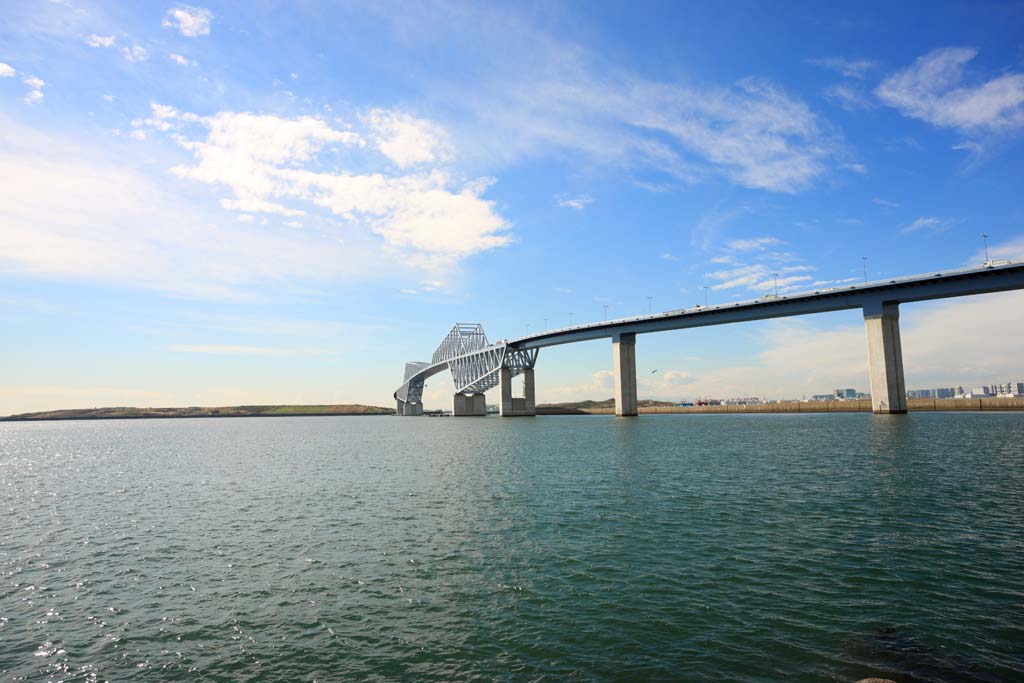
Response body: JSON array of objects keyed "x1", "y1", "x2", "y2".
[{"x1": 507, "y1": 261, "x2": 1024, "y2": 350}]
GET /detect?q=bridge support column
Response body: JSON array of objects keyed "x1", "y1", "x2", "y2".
[
  {"x1": 864, "y1": 302, "x2": 907, "y2": 415},
  {"x1": 613, "y1": 333, "x2": 638, "y2": 416},
  {"x1": 406, "y1": 402, "x2": 423, "y2": 416},
  {"x1": 499, "y1": 367, "x2": 536, "y2": 416},
  {"x1": 452, "y1": 393, "x2": 486, "y2": 416}
]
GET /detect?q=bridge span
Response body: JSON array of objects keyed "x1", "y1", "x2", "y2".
[{"x1": 395, "y1": 260, "x2": 1024, "y2": 417}]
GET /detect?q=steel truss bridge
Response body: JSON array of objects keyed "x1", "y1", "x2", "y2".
[{"x1": 395, "y1": 260, "x2": 1024, "y2": 417}]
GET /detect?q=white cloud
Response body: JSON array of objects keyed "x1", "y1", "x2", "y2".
[
  {"x1": 876, "y1": 47, "x2": 1024, "y2": 134},
  {"x1": 840, "y1": 162, "x2": 867, "y2": 174},
  {"x1": 807, "y1": 57, "x2": 880, "y2": 79},
  {"x1": 169, "y1": 53, "x2": 195, "y2": 66},
  {"x1": 367, "y1": 109, "x2": 449, "y2": 168},
  {"x1": 872, "y1": 197, "x2": 900, "y2": 208},
  {"x1": 87, "y1": 34, "x2": 116, "y2": 48},
  {"x1": 0, "y1": 114, "x2": 443, "y2": 299},
  {"x1": 902, "y1": 216, "x2": 949, "y2": 234},
  {"x1": 659, "y1": 252, "x2": 679, "y2": 261},
  {"x1": 163, "y1": 5, "x2": 213, "y2": 37},
  {"x1": 134, "y1": 105, "x2": 511, "y2": 268},
  {"x1": 0, "y1": 63, "x2": 15, "y2": 78},
  {"x1": 122, "y1": 44, "x2": 148, "y2": 62},
  {"x1": 21, "y1": 75, "x2": 45, "y2": 104},
  {"x1": 557, "y1": 195, "x2": 594, "y2": 210}
]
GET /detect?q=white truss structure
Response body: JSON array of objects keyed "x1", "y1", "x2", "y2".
[{"x1": 395, "y1": 323, "x2": 538, "y2": 408}]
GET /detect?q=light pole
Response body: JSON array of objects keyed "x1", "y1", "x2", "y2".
[
  {"x1": 981, "y1": 233, "x2": 989, "y2": 262},
  {"x1": 543, "y1": 317, "x2": 548, "y2": 331},
  {"x1": 702, "y1": 285, "x2": 710, "y2": 306},
  {"x1": 603, "y1": 304, "x2": 608, "y2": 320},
  {"x1": 772, "y1": 273, "x2": 779, "y2": 297},
  {"x1": 569, "y1": 312, "x2": 574, "y2": 326},
  {"x1": 647, "y1": 296, "x2": 652, "y2": 314},
  {"x1": 862, "y1": 257, "x2": 868, "y2": 283},
  {"x1": 526, "y1": 323, "x2": 530, "y2": 335}
]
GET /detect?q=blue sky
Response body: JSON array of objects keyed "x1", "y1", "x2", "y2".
[{"x1": 2, "y1": 0, "x2": 1024, "y2": 413}]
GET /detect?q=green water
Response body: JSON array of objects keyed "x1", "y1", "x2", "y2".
[{"x1": 1, "y1": 414, "x2": 1022, "y2": 682}]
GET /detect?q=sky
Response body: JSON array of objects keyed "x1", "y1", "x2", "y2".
[{"x1": 2, "y1": 0, "x2": 1024, "y2": 414}]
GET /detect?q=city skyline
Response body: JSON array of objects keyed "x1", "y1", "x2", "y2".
[{"x1": 2, "y1": 1, "x2": 1024, "y2": 414}]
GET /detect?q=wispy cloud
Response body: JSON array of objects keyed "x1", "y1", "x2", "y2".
[
  {"x1": 556, "y1": 195, "x2": 594, "y2": 210},
  {"x1": 902, "y1": 216, "x2": 950, "y2": 234},
  {"x1": 824, "y1": 83, "x2": 876, "y2": 111},
  {"x1": 807, "y1": 57, "x2": 880, "y2": 79},
  {"x1": 876, "y1": 47, "x2": 1024, "y2": 135},
  {"x1": 707, "y1": 263, "x2": 813, "y2": 292},
  {"x1": 659, "y1": 252, "x2": 679, "y2": 261},
  {"x1": 169, "y1": 53, "x2": 195, "y2": 66},
  {"x1": 405, "y1": 5, "x2": 841, "y2": 194},
  {"x1": 0, "y1": 63, "x2": 15, "y2": 78},
  {"x1": 872, "y1": 197, "x2": 900, "y2": 208},
  {"x1": 726, "y1": 236, "x2": 781, "y2": 252}
]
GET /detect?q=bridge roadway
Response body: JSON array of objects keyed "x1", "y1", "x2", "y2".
[{"x1": 395, "y1": 260, "x2": 1024, "y2": 417}]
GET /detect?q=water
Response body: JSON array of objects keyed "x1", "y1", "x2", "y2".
[{"x1": 1, "y1": 414, "x2": 1022, "y2": 682}]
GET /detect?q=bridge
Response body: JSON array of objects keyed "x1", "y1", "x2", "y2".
[{"x1": 395, "y1": 260, "x2": 1024, "y2": 417}]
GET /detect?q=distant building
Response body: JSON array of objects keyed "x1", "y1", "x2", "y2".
[
  {"x1": 811, "y1": 394, "x2": 833, "y2": 402},
  {"x1": 835, "y1": 388, "x2": 857, "y2": 400}
]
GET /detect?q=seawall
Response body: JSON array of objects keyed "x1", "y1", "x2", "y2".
[{"x1": 540, "y1": 398, "x2": 1024, "y2": 415}]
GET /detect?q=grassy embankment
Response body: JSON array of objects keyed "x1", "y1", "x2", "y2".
[{"x1": 1, "y1": 405, "x2": 394, "y2": 421}]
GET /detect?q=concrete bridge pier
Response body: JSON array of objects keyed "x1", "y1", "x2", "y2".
[
  {"x1": 863, "y1": 301, "x2": 907, "y2": 414},
  {"x1": 397, "y1": 400, "x2": 423, "y2": 416},
  {"x1": 613, "y1": 332, "x2": 638, "y2": 416},
  {"x1": 499, "y1": 367, "x2": 535, "y2": 416},
  {"x1": 452, "y1": 393, "x2": 486, "y2": 416}
]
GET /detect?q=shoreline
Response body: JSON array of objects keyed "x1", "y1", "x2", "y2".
[{"x1": 539, "y1": 397, "x2": 1024, "y2": 415}]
